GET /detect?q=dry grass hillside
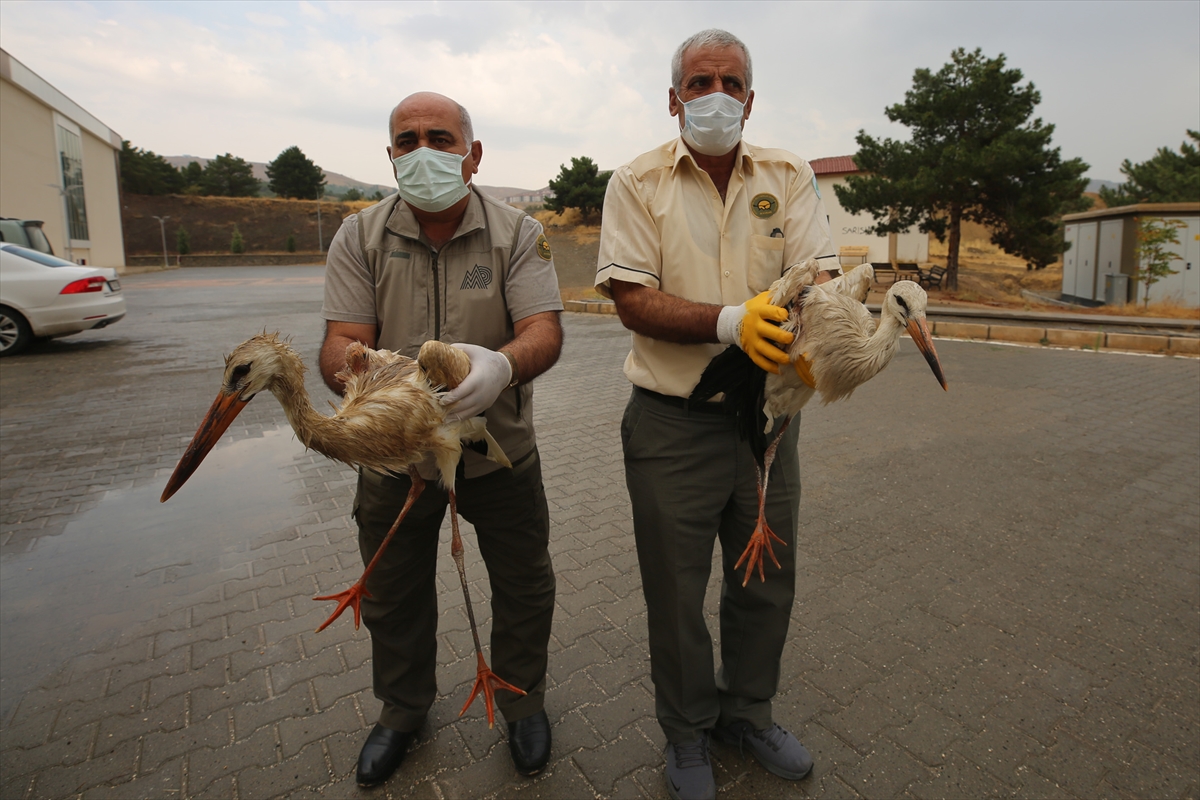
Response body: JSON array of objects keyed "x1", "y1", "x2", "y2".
[{"x1": 122, "y1": 194, "x2": 372, "y2": 255}]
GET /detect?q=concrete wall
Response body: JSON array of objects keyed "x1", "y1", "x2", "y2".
[
  {"x1": 0, "y1": 49, "x2": 125, "y2": 268},
  {"x1": 816, "y1": 173, "x2": 928, "y2": 264}
]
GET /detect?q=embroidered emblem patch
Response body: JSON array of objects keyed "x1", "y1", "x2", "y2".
[
  {"x1": 811, "y1": 174, "x2": 821, "y2": 199},
  {"x1": 751, "y1": 193, "x2": 779, "y2": 219},
  {"x1": 460, "y1": 264, "x2": 494, "y2": 290},
  {"x1": 536, "y1": 233, "x2": 553, "y2": 260}
]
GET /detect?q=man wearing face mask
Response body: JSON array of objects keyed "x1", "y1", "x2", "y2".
[
  {"x1": 595, "y1": 29, "x2": 837, "y2": 800},
  {"x1": 320, "y1": 91, "x2": 563, "y2": 786}
]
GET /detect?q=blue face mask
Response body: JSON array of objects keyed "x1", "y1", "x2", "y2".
[
  {"x1": 392, "y1": 147, "x2": 471, "y2": 212},
  {"x1": 679, "y1": 92, "x2": 746, "y2": 156}
]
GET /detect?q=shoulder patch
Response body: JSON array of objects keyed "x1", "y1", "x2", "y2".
[
  {"x1": 535, "y1": 233, "x2": 553, "y2": 261},
  {"x1": 751, "y1": 193, "x2": 779, "y2": 219},
  {"x1": 811, "y1": 174, "x2": 821, "y2": 199}
]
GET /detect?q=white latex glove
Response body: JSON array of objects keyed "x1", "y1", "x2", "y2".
[{"x1": 440, "y1": 343, "x2": 512, "y2": 421}]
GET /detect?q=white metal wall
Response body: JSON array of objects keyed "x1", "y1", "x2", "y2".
[{"x1": 1096, "y1": 220, "x2": 1124, "y2": 302}]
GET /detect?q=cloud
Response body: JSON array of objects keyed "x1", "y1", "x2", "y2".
[{"x1": 1, "y1": 0, "x2": 1196, "y2": 187}]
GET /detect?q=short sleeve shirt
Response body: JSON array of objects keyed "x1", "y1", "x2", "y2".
[{"x1": 595, "y1": 138, "x2": 836, "y2": 397}]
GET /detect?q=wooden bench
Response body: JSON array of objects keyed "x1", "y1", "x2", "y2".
[
  {"x1": 919, "y1": 265, "x2": 947, "y2": 289},
  {"x1": 839, "y1": 245, "x2": 870, "y2": 268},
  {"x1": 896, "y1": 263, "x2": 921, "y2": 282},
  {"x1": 871, "y1": 262, "x2": 896, "y2": 283}
]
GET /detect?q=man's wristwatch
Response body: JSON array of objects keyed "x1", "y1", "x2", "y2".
[{"x1": 502, "y1": 350, "x2": 520, "y2": 389}]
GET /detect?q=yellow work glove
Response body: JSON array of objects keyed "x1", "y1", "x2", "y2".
[{"x1": 716, "y1": 291, "x2": 794, "y2": 373}]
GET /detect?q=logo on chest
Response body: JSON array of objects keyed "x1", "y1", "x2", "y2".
[{"x1": 460, "y1": 264, "x2": 494, "y2": 290}]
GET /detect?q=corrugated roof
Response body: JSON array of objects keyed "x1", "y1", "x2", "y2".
[{"x1": 809, "y1": 156, "x2": 858, "y2": 175}]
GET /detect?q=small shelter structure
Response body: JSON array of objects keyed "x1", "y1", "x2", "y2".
[
  {"x1": 1061, "y1": 203, "x2": 1199, "y2": 307},
  {"x1": 809, "y1": 156, "x2": 928, "y2": 268}
]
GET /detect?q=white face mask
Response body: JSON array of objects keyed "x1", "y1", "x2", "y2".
[
  {"x1": 679, "y1": 91, "x2": 746, "y2": 156},
  {"x1": 392, "y1": 147, "x2": 471, "y2": 212}
]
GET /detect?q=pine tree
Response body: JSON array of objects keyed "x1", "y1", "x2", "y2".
[
  {"x1": 545, "y1": 157, "x2": 611, "y2": 221},
  {"x1": 230, "y1": 225, "x2": 245, "y2": 254},
  {"x1": 266, "y1": 146, "x2": 327, "y2": 199},
  {"x1": 119, "y1": 140, "x2": 184, "y2": 195},
  {"x1": 1099, "y1": 131, "x2": 1200, "y2": 208},
  {"x1": 201, "y1": 154, "x2": 260, "y2": 197},
  {"x1": 834, "y1": 48, "x2": 1089, "y2": 288},
  {"x1": 176, "y1": 227, "x2": 190, "y2": 256}
]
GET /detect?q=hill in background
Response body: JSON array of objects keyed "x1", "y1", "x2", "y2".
[{"x1": 163, "y1": 155, "x2": 541, "y2": 202}]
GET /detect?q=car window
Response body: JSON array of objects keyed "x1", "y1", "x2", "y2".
[
  {"x1": 0, "y1": 244, "x2": 78, "y2": 267},
  {"x1": 24, "y1": 225, "x2": 53, "y2": 255},
  {"x1": 0, "y1": 220, "x2": 28, "y2": 246}
]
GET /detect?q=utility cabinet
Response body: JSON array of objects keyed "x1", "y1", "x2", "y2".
[{"x1": 1062, "y1": 203, "x2": 1200, "y2": 308}]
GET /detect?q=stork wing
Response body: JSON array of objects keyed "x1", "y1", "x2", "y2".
[
  {"x1": 821, "y1": 262, "x2": 874, "y2": 304},
  {"x1": 768, "y1": 259, "x2": 820, "y2": 306}
]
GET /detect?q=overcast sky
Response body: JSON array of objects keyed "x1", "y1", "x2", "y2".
[{"x1": 2, "y1": 0, "x2": 1198, "y2": 190}]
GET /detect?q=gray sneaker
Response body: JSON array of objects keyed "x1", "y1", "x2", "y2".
[
  {"x1": 712, "y1": 721, "x2": 813, "y2": 780},
  {"x1": 665, "y1": 735, "x2": 716, "y2": 800}
]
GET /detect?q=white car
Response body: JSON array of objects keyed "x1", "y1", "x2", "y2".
[{"x1": 0, "y1": 244, "x2": 126, "y2": 356}]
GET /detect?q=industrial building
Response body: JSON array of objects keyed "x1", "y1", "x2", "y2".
[
  {"x1": 1061, "y1": 203, "x2": 1199, "y2": 307},
  {"x1": 0, "y1": 48, "x2": 126, "y2": 268}
]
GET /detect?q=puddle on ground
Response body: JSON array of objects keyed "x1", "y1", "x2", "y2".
[{"x1": 0, "y1": 427, "x2": 326, "y2": 723}]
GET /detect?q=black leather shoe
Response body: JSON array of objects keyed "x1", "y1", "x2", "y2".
[
  {"x1": 356, "y1": 723, "x2": 416, "y2": 787},
  {"x1": 507, "y1": 709, "x2": 551, "y2": 776}
]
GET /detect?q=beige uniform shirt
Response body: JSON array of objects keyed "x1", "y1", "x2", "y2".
[{"x1": 595, "y1": 137, "x2": 836, "y2": 397}]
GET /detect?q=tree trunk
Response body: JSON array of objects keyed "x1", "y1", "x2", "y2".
[{"x1": 946, "y1": 203, "x2": 962, "y2": 291}]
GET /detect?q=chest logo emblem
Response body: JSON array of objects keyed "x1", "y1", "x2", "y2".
[
  {"x1": 460, "y1": 264, "x2": 494, "y2": 290},
  {"x1": 536, "y1": 233, "x2": 553, "y2": 261},
  {"x1": 751, "y1": 193, "x2": 779, "y2": 219}
]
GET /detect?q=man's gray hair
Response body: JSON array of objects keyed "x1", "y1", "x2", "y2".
[
  {"x1": 387, "y1": 100, "x2": 475, "y2": 144},
  {"x1": 671, "y1": 29, "x2": 753, "y2": 93}
]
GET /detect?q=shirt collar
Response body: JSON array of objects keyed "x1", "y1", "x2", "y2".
[
  {"x1": 669, "y1": 136, "x2": 756, "y2": 176},
  {"x1": 385, "y1": 186, "x2": 487, "y2": 243}
]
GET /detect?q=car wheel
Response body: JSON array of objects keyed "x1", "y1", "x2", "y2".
[{"x1": 0, "y1": 305, "x2": 33, "y2": 357}]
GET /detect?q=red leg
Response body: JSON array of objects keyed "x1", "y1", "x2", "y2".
[
  {"x1": 313, "y1": 470, "x2": 425, "y2": 632},
  {"x1": 733, "y1": 417, "x2": 793, "y2": 586},
  {"x1": 447, "y1": 488, "x2": 527, "y2": 728}
]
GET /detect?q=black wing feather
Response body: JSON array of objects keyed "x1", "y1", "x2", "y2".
[{"x1": 689, "y1": 345, "x2": 769, "y2": 467}]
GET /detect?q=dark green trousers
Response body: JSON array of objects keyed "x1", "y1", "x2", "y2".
[
  {"x1": 353, "y1": 449, "x2": 555, "y2": 732},
  {"x1": 622, "y1": 388, "x2": 801, "y2": 744}
]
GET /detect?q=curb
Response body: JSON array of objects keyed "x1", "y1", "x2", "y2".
[{"x1": 564, "y1": 299, "x2": 1199, "y2": 356}]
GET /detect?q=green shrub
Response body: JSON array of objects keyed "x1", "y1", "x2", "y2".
[
  {"x1": 286, "y1": 234, "x2": 296, "y2": 253},
  {"x1": 230, "y1": 225, "x2": 245, "y2": 254},
  {"x1": 176, "y1": 227, "x2": 190, "y2": 255}
]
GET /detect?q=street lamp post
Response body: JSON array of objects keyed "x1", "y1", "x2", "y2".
[
  {"x1": 45, "y1": 183, "x2": 74, "y2": 263},
  {"x1": 151, "y1": 215, "x2": 171, "y2": 269}
]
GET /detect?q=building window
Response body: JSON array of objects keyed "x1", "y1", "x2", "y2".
[{"x1": 56, "y1": 125, "x2": 89, "y2": 242}]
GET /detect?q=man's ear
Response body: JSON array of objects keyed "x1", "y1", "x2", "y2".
[
  {"x1": 469, "y1": 140, "x2": 483, "y2": 175},
  {"x1": 742, "y1": 90, "x2": 755, "y2": 125},
  {"x1": 668, "y1": 87, "x2": 681, "y2": 119}
]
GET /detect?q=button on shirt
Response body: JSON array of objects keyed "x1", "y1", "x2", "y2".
[{"x1": 595, "y1": 138, "x2": 836, "y2": 398}]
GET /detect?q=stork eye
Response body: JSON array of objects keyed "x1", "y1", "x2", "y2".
[
  {"x1": 231, "y1": 363, "x2": 252, "y2": 382},
  {"x1": 895, "y1": 296, "x2": 910, "y2": 314}
]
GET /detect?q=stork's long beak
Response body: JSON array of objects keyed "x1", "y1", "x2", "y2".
[
  {"x1": 160, "y1": 390, "x2": 251, "y2": 502},
  {"x1": 907, "y1": 317, "x2": 948, "y2": 391}
]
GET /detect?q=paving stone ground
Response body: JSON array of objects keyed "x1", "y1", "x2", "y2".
[{"x1": 1, "y1": 266, "x2": 1198, "y2": 800}]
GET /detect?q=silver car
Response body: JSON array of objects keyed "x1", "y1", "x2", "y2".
[{"x1": 0, "y1": 244, "x2": 126, "y2": 356}]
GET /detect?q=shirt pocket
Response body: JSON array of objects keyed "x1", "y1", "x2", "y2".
[{"x1": 748, "y1": 234, "x2": 786, "y2": 293}]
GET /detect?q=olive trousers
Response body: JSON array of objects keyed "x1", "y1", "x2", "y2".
[
  {"x1": 353, "y1": 448, "x2": 555, "y2": 732},
  {"x1": 622, "y1": 387, "x2": 801, "y2": 744}
]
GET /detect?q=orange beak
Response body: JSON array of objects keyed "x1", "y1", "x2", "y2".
[
  {"x1": 160, "y1": 390, "x2": 251, "y2": 502},
  {"x1": 906, "y1": 317, "x2": 948, "y2": 391}
]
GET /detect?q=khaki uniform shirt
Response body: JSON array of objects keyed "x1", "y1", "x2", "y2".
[
  {"x1": 595, "y1": 137, "x2": 836, "y2": 397},
  {"x1": 323, "y1": 188, "x2": 562, "y2": 477}
]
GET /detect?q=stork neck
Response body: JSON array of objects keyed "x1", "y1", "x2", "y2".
[{"x1": 266, "y1": 353, "x2": 330, "y2": 451}]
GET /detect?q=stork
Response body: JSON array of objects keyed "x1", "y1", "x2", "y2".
[
  {"x1": 691, "y1": 261, "x2": 947, "y2": 585},
  {"x1": 160, "y1": 333, "x2": 521, "y2": 727}
]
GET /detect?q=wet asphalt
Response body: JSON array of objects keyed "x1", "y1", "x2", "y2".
[{"x1": 0, "y1": 265, "x2": 1197, "y2": 799}]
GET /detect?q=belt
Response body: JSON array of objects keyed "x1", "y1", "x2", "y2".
[{"x1": 633, "y1": 385, "x2": 730, "y2": 416}]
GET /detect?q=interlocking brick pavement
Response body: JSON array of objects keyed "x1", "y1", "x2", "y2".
[{"x1": 1, "y1": 267, "x2": 1197, "y2": 799}]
